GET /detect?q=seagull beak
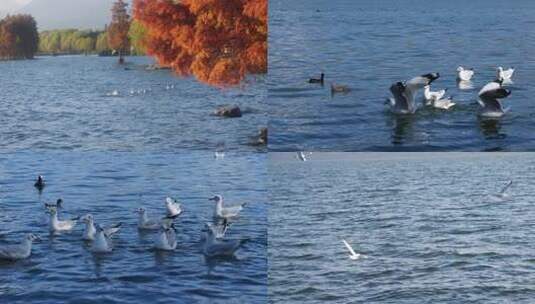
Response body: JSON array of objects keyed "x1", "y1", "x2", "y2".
[{"x1": 208, "y1": 197, "x2": 217, "y2": 201}]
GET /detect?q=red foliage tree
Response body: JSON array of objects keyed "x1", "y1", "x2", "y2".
[
  {"x1": 107, "y1": 0, "x2": 131, "y2": 63},
  {"x1": 0, "y1": 14, "x2": 39, "y2": 60},
  {"x1": 133, "y1": 0, "x2": 267, "y2": 86}
]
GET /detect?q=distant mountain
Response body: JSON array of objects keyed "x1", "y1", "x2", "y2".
[{"x1": 18, "y1": 0, "x2": 126, "y2": 30}]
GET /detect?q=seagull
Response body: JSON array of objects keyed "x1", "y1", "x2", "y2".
[
  {"x1": 0, "y1": 234, "x2": 40, "y2": 260},
  {"x1": 206, "y1": 219, "x2": 230, "y2": 239},
  {"x1": 202, "y1": 224, "x2": 246, "y2": 257},
  {"x1": 34, "y1": 175, "x2": 45, "y2": 191},
  {"x1": 497, "y1": 180, "x2": 513, "y2": 199},
  {"x1": 154, "y1": 224, "x2": 177, "y2": 251},
  {"x1": 44, "y1": 198, "x2": 63, "y2": 210},
  {"x1": 308, "y1": 73, "x2": 324, "y2": 84},
  {"x1": 331, "y1": 83, "x2": 351, "y2": 94},
  {"x1": 342, "y1": 239, "x2": 361, "y2": 260},
  {"x1": 135, "y1": 208, "x2": 172, "y2": 230},
  {"x1": 81, "y1": 214, "x2": 122, "y2": 241},
  {"x1": 215, "y1": 142, "x2": 225, "y2": 159},
  {"x1": 497, "y1": 67, "x2": 514, "y2": 82},
  {"x1": 478, "y1": 79, "x2": 511, "y2": 118},
  {"x1": 423, "y1": 85, "x2": 447, "y2": 105},
  {"x1": 388, "y1": 73, "x2": 440, "y2": 114},
  {"x1": 431, "y1": 96, "x2": 456, "y2": 110},
  {"x1": 90, "y1": 225, "x2": 113, "y2": 253},
  {"x1": 297, "y1": 151, "x2": 307, "y2": 162},
  {"x1": 209, "y1": 195, "x2": 246, "y2": 219},
  {"x1": 47, "y1": 207, "x2": 79, "y2": 233},
  {"x1": 457, "y1": 66, "x2": 474, "y2": 81},
  {"x1": 165, "y1": 197, "x2": 183, "y2": 218}
]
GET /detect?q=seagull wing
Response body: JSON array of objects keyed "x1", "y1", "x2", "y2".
[
  {"x1": 342, "y1": 239, "x2": 358, "y2": 256},
  {"x1": 500, "y1": 180, "x2": 513, "y2": 194}
]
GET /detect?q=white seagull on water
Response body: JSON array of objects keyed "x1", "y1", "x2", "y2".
[
  {"x1": 388, "y1": 73, "x2": 440, "y2": 114},
  {"x1": 90, "y1": 225, "x2": 113, "y2": 253},
  {"x1": 478, "y1": 79, "x2": 512, "y2": 118},
  {"x1": 423, "y1": 85, "x2": 447, "y2": 104},
  {"x1": 457, "y1": 66, "x2": 474, "y2": 82},
  {"x1": 0, "y1": 234, "x2": 40, "y2": 260},
  {"x1": 46, "y1": 207, "x2": 79, "y2": 233},
  {"x1": 135, "y1": 208, "x2": 172, "y2": 231},
  {"x1": 81, "y1": 214, "x2": 122, "y2": 241},
  {"x1": 154, "y1": 224, "x2": 177, "y2": 251},
  {"x1": 165, "y1": 197, "x2": 183, "y2": 218},
  {"x1": 210, "y1": 195, "x2": 246, "y2": 219},
  {"x1": 202, "y1": 224, "x2": 246, "y2": 257}
]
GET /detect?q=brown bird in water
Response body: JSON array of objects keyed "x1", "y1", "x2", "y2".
[{"x1": 331, "y1": 83, "x2": 351, "y2": 94}]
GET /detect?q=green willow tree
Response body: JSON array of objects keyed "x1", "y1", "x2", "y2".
[
  {"x1": 0, "y1": 14, "x2": 39, "y2": 60},
  {"x1": 107, "y1": 0, "x2": 131, "y2": 64},
  {"x1": 128, "y1": 20, "x2": 147, "y2": 56}
]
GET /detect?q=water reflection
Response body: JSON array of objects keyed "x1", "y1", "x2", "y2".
[
  {"x1": 457, "y1": 80, "x2": 475, "y2": 90},
  {"x1": 390, "y1": 115, "x2": 415, "y2": 145},
  {"x1": 478, "y1": 117, "x2": 506, "y2": 139}
]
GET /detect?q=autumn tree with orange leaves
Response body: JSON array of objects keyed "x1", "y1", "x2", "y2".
[
  {"x1": 108, "y1": 0, "x2": 131, "y2": 64},
  {"x1": 133, "y1": 0, "x2": 267, "y2": 86}
]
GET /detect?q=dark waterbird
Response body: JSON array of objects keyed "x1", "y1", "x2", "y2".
[
  {"x1": 308, "y1": 73, "x2": 325, "y2": 85},
  {"x1": 34, "y1": 175, "x2": 45, "y2": 191}
]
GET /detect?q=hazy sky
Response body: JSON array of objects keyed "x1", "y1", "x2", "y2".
[{"x1": 0, "y1": 0, "x2": 32, "y2": 12}]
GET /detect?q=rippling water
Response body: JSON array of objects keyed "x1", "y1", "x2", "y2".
[
  {"x1": 269, "y1": 153, "x2": 535, "y2": 303},
  {"x1": 0, "y1": 56, "x2": 266, "y2": 152},
  {"x1": 269, "y1": 0, "x2": 535, "y2": 151},
  {"x1": 0, "y1": 151, "x2": 266, "y2": 303}
]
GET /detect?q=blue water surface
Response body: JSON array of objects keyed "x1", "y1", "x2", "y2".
[
  {"x1": 0, "y1": 151, "x2": 267, "y2": 303},
  {"x1": 269, "y1": 152, "x2": 535, "y2": 303},
  {"x1": 0, "y1": 56, "x2": 266, "y2": 152}
]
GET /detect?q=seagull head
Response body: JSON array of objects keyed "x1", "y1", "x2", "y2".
[
  {"x1": 82, "y1": 214, "x2": 94, "y2": 223},
  {"x1": 422, "y1": 73, "x2": 440, "y2": 84},
  {"x1": 209, "y1": 195, "x2": 223, "y2": 203},
  {"x1": 96, "y1": 225, "x2": 104, "y2": 233},
  {"x1": 46, "y1": 207, "x2": 58, "y2": 215},
  {"x1": 134, "y1": 207, "x2": 146, "y2": 214},
  {"x1": 457, "y1": 66, "x2": 463, "y2": 72},
  {"x1": 165, "y1": 197, "x2": 178, "y2": 206}
]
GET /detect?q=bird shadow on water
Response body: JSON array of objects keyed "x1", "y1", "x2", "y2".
[
  {"x1": 90, "y1": 252, "x2": 113, "y2": 280},
  {"x1": 478, "y1": 118, "x2": 506, "y2": 140},
  {"x1": 388, "y1": 115, "x2": 415, "y2": 145},
  {"x1": 203, "y1": 255, "x2": 241, "y2": 276}
]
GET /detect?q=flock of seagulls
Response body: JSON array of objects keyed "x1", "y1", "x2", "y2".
[
  {"x1": 387, "y1": 66, "x2": 515, "y2": 116},
  {"x1": 309, "y1": 66, "x2": 515, "y2": 117},
  {"x1": 0, "y1": 176, "x2": 250, "y2": 260}
]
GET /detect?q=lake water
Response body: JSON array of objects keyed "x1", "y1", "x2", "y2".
[
  {"x1": 269, "y1": 0, "x2": 535, "y2": 151},
  {"x1": 0, "y1": 56, "x2": 267, "y2": 152},
  {"x1": 0, "y1": 151, "x2": 267, "y2": 303},
  {"x1": 269, "y1": 153, "x2": 535, "y2": 303}
]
